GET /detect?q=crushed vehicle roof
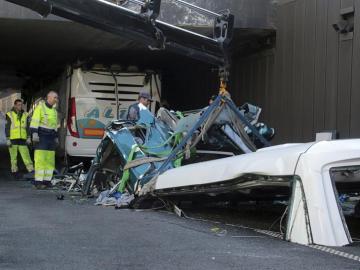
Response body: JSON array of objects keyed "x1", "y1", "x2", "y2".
[{"x1": 85, "y1": 94, "x2": 360, "y2": 247}]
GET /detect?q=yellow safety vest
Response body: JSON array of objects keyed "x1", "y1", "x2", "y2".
[
  {"x1": 30, "y1": 101, "x2": 58, "y2": 132},
  {"x1": 6, "y1": 110, "x2": 28, "y2": 140}
]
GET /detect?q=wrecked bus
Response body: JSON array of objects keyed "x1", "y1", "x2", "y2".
[
  {"x1": 62, "y1": 65, "x2": 161, "y2": 160},
  {"x1": 8, "y1": 0, "x2": 360, "y2": 249},
  {"x1": 83, "y1": 94, "x2": 360, "y2": 248}
]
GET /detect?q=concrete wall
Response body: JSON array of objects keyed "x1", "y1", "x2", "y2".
[
  {"x1": 0, "y1": 1, "x2": 61, "y2": 20},
  {"x1": 0, "y1": 91, "x2": 21, "y2": 113},
  {"x1": 231, "y1": 0, "x2": 360, "y2": 144},
  {"x1": 0, "y1": 0, "x2": 275, "y2": 29},
  {"x1": 159, "y1": 0, "x2": 275, "y2": 29},
  {"x1": 0, "y1": 91, "x2": 22, "y2": 145}
]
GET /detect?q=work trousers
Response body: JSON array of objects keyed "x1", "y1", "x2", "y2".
[
  {"x1": 34, "y1": 150, "x2": 55, "y2": 182},
  {"x1": 8, "y1": 145, "x2": 34, "y2": 173}
]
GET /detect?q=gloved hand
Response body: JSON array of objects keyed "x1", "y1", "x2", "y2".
[
  {"x1": 6, "y1": 139, "x2": 11, "y2": 147},
  {"x1": 32, "y1": 133, "x2": 40, "y2": 143},
  {"x1": 26, "y1": 138, "x2": 31, "y2": 145}
]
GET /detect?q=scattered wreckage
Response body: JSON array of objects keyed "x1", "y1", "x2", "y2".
[
  {"x1": 79, "y1": 94, "x2": 360, "y2": 247},
  {"x1": 7, "y1": 0, "x2": 360, "y2": 249}
]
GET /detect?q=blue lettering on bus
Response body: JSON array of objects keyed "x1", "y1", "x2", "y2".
[
  {"x1": 85, "y1": 107, "x2": 100, "y2": 119},
  {"x1": 104, "y1": 107, "x2": 114, "y2": 118}
]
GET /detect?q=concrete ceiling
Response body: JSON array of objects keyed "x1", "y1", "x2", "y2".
[
  {"x1": 0, "y1": 0, "x2": 275, "y2": 69},
  {"x1": 0, "y1": 15, "x2": 274, "y2": 91},
  {"x1": 1, "y1": 0, "x2": 276, "y2": 29},
  {"x1": 0, "y1": 17, "x2": 274, "y2": 64},
  {"x1": 0, "y1": 18, "x2": 147, "y2": 65}
]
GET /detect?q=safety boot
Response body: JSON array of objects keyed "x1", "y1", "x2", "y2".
[
  {"x1": 12, "y1": 172, "x2": 22, "y2": 180},
  {"x1": 31, "y1": 180, "x2": 47, "y2": 190},
  {"x1": 23, "y1": 170, "x2": 35, "y2": 180}
]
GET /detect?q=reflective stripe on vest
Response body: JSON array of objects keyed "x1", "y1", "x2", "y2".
[
  {"x1": 30, "y1": 101, "x2": 58, "y2": 132},
  {"x1": 39, "y1": 102, "x2": 58, "y2": 131}
]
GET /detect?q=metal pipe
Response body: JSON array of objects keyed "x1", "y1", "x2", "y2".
[
  {"x1": 169, "y1": 0, "x2": 221, "y2": 18},
  {"x1": 225, "y1": 97, "x2": 271, "y2": 147},
  {"x1": 109, "y1": 69, "x2": 120, "y2": 119},
  {"x1": 156, "y1": 95, "x2": 223, "y2": 175},
  {"x1": 117, "y1": 0, "x2": 221, "y2": 18},
  {"x1": 127, "y1": 0, "x2": 145, "y2": 6}
]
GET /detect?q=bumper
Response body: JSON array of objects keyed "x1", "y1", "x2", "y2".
[{"x1": 65, "y1": 135, "x2": 101, "y2": 157}]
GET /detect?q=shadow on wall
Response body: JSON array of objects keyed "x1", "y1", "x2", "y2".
[{"x1": 0, "y1": 112, "x2": 6, "y2": 145}]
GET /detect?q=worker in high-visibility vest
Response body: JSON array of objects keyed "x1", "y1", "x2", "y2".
[
  {"x1": 5, "y1": 99, "x2": 34, "y2": 179},
  {"x1": 30, "y1": 91, "x2": 59, "y2": 188}
]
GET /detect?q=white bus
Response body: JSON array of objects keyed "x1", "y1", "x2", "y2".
[{"x1": 25, "y1": 65, "x2": 162, "y2": 164}]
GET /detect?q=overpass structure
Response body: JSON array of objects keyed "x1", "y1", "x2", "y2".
[{"x1": 0, "y1": 0, "x2": 275, "y2": 103}]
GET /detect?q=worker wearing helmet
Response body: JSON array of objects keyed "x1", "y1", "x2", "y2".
[
  {"x1": 5, "y1": 99, "x2": 34, "y2": 179},
  {"x1": 30, "y1": 91, "x2": 59, "y2": 189}
]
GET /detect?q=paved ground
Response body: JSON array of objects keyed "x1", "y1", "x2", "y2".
[{"x1": 0, "y1": 147, "x2": 360, "y2": 269}]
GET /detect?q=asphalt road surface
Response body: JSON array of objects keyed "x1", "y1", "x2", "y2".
[{"x1": 0, "y1": 146, "x2": 360, "y2": 270}]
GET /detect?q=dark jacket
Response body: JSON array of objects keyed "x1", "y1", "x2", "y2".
[{"x1": 127, "y1": 102, "x2": 140, "y2": 121}]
